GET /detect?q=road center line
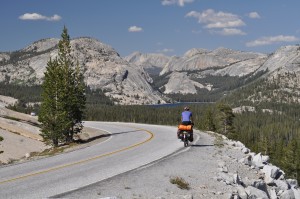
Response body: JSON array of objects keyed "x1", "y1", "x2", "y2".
[{"x1": 0, "y1": 127, "x2": 154, "y2": 185}]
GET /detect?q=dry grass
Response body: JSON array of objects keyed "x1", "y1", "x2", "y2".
[
  {"x1": 31, "y1": 142, "x2": 79, "y2": 157},
  {"x1": 170, "y1": 176, "x2": 190, "y2": 190}
]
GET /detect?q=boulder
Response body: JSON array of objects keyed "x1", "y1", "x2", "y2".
[
  {"x1": 237, "y1": 185, "x2": 248, "y2": 199},
  {"x1": 279, "y1": 189, "x2": 295, "y2": 199},
  {"x1": 262, "y1": 165, "x2": 281, "y2": 184},
  {"x1": 274, "y1": 179, "x2": 290, "y2": 191},
  {"x1": 245, "y1": 186, "x2": 269, "y2": 199},
  {"x1": 252, "y1": 153, "x2": 269, "y2": 168}
]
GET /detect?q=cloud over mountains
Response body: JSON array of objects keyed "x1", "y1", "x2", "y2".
[{"x1": 19, "y1": 13, "x2": 61, "y2": 21}]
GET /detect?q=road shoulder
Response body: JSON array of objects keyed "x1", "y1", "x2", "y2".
[{"x1": 53, "y1": 130, "x2": 260, "y2": 199}]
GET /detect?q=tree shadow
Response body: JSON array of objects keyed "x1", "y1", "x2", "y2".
[{"x1": 75, "y1": 130, "x2": 142, "y2": 144}]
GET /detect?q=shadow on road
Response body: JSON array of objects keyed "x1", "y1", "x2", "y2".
[
  {"x1": 76, "y1": 130, "x2": 142, "y2": 144},
  {"x1": 190, "y1": 144, "x2": 214, "y2": 147}
]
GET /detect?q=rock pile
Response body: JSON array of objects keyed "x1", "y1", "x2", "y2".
[{"x1": 218, "y1": 136, "x2": 300, "y2": 199}]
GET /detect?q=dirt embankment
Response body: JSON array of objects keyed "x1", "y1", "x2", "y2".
[{"x1": 0, "y1": 95, "x2": 106, "y2": 164}]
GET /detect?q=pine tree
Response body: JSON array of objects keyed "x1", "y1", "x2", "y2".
[
  {"x1": 38, "y1": 58, "x2": 67, "y2": 146},
  {"x1": 68, "y1": 61, "x2": 86, "y2": 140},
  {"x1": 203, "y1": 107, "x2": 216, "y2": 131},
  {"x1": 58, "y1": 26, "x2": 76, "y2": 143},
  {"x1": 38, "y1": 26, "x2": 85, "y2": 146},
  {"x1": 259, "y1": 134, "x2": 272, "y2": 156},
  {"x1": 282, "y1": 139, "x2": 300, "y2": 180},
  {"x1": 215, "y1": 103, "x2": 236, "y2": 139}
]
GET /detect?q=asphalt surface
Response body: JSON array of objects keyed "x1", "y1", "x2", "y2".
[
  {"x1": 53, "y1": 129, "x2": 215, "y2": 199},
  {"x1": 54, "y1": 128, "x2": 259, "y2": 199},
  {"x1": 0, "y1": 122, "x2": 187, "y2": 199}
]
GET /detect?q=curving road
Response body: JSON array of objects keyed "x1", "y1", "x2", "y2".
[{"x1": 0, "y1": 122, "x2": 189, "y2": 199}]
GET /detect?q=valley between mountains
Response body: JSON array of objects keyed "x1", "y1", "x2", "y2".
[
  {"x1": 1, "y1": 36, "x2": 300, "y2": 198},
  {"x1": 1, "y1": 96, "x2": 300, "y2": 198}
]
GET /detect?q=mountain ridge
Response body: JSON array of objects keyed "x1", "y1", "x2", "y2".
[
  {"x1": 0, "y1": 37, "x2": 166, "y2": 105},
  {"x1": 1, "y1": 37, "x2": 300, "y2": 105}
]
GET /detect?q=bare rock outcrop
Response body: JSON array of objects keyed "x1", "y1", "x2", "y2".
[
  {"x1": 221, "y1": 137, "x2": 300, "y2": 199},
  {"x1": 0, "y1": 37, "x2": 165, "y2": 105}
]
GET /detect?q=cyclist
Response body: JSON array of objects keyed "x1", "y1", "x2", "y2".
[{"x1": 177, "y1": 106, "x2": 193, "y2": 142}]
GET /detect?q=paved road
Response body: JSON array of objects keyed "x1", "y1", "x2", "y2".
[{"x1": 0, "y1": 122, "x2": 185, "y2": 199}]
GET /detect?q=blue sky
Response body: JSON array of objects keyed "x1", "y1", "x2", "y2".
[{"x1": 1, "y1": 0, "x2": 300, "y2": 56}]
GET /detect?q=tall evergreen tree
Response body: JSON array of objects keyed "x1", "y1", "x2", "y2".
[
  {"x1": 38, "y1": 26, "x2": 85, "y2": 146},
  {"x1": 215, "y1": 103, "x2": 236, "y2": 139},
  {"x1": 58, "y1": 26, "x2": 78, "y2": 143},
  {"x1": 38, "y1": 58, "x2": 67, "y2": 146},
  {"x1": 203, "y1": 107, "x2": 216, "y2": 131},
  {"x1": 68, "y1": 61, "x2": 86, "y2": 141},
  {"x1": 282, "y1": 139, "x2": 300, "y2": 179}
]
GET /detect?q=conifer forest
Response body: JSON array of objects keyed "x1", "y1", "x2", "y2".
[
  {"x1": 0, "y1": 26, "x2": 299, "y2": 182},
  {"x1": 2, "y1": 80, "x2": 300, "y2": 182}
]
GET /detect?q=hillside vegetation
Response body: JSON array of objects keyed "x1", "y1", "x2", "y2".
[
  {"x1": 222, "y1": 77, "x2": 300, "y2": 182},
  {"x1": 1, "y1": 76, "x2": 300, "y2": 182},
  {"x1": 1, "y1": 36, "x2": 300, "y2": 183}
]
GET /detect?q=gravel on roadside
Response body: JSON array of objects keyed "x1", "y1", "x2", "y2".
[{"x1": 53, "y1": 130, "x2": 260, "y2": 199}]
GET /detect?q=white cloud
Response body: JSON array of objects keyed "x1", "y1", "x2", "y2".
[
  {"x1": 186, "y1": 9, "x2": 245, "y2": 29},
  {"x1": 157, "y1": 48, "x2": 174, "y2": 53},
  {"x1": 161, "y1": 0, "x2": 194, "y2": 7},
  {"x1": 246, "y1": 35, "x2": 299, "y2": 47},
  {"x1": 128, "y1": 26, "x2": 143, "y2": 32},
  {"x1": 19, "y1": 13, "x2": 61, "y2": 21},
  {"x1": 211, "y1": 28, "x2": 246, "y2": 36},
  {"x1": 50, "y1": 15, "x2": 61, "y2": 21},
  {"x1": 248, "y1": 12, "x2": 260, "y2": 19}
]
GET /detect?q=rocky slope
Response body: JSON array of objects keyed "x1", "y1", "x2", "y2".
[
  {"x1": 126, "y1": 47, "x2": 269, "y2": 95},
  {"x1": 258, "y1": 45, "x2": 300, "y2": 90},
  {"x1": 0, "y1": 37, "x2": 165, "y2": 105},
  {"x1": 241, "y1": 45, "x2": 300, "y2": 104},
  {"x1": 127, "y1": 45, "x2": 300, "y2": 102},
  {"x1": 124, "y1": 52, "x2": 171, "y2": 76},
  {"x1": 1, "y1": 37, "x2": 300, "y2": 104},
  {"x1": 159, "y1": 47, "x2": 267, "y2": 76},
  {"x1": 0, "y1": 94, "x2": 110, "y2": 164}
]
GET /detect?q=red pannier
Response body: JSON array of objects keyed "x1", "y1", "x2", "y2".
[{"x1": 178, "y1": 124, "x2": 193, "y2": 131}]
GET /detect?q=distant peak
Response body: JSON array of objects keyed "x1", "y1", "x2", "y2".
[
  {"x1": 184, "y1": 48, "x2": 210, "y2": 58},
  {"x1": 23, "y1": 38, "x2": 59, "y2": 52},
  {"x1": 73, "y1": 37, "x2": 100, "y2": 42},
  {"x1": 212, "y1": 47, "x2": 236, "y2": 54}
]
